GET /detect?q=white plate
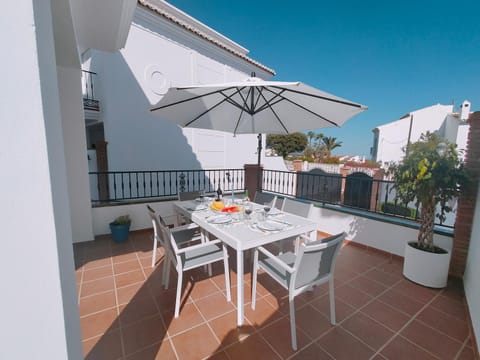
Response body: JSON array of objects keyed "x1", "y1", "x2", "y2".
[
  {"x1": 207, "y1": 215, "x2": 232, "y2": 224},
  {"x1": 267, "y1": 208, "x2": 281, "y2": 215},
  {"x1": 186, "y1": 203, "x2": 207, "y2": 211},
  {"x1": 257, "y1": 220, "x2": 285, "y2": 231}
]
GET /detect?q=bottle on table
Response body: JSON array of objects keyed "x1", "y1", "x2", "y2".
[{"x1": 216, "y1": 185, "x2": 223, "y2": 201}]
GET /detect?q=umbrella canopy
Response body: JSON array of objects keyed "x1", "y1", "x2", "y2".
[{"x1": 150, "y1": 76, "x2": 367, "y2": 136}]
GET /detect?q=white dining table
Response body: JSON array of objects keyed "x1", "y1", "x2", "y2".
[{"x1": 173, "y1": 199, "x2": 319, "y2": 326}]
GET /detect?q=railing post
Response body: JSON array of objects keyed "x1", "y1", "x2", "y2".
[
  {"x1": 370, "y1": 168, "x2": 384, "y2": 211},
  {"x1": 244, "y1": 164, "x2": 263, "y2": 200},
  {"x1": 94, "y1": 140, "x2": 109, "y2": 202}
]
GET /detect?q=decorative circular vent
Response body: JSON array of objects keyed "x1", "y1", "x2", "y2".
[{"x1": 145, "y1": 65, "x2": 170, "y2": 95}]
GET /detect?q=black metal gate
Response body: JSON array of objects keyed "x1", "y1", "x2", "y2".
[{"x1": 344, "y1": 172, "x2": 373, "y2": 210}]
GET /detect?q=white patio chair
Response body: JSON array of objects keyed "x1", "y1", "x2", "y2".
[
  {"x1": 147, "y1": 205, "x2": 201, "y2": 268},
  {"x1": 177, "y1": 190, "x2": 203, "y2": 225},
  {"x1": 253, "y1": 191, "x2": 277, "y2": 209},
  {"x1": 251, "y1": 232, "x2": 346, "y2": 350},
  {"x1": 152, "y1": 208, "x2": 231, "y2": 318},
  {"x1": 279, "y1": 198, "x2": 314, "y2": 253}
]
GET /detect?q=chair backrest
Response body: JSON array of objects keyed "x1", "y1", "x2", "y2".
[
  {"x1": 281, "y1": 198, "x2": 313, "y2": 218},
  {"x1": 292, "y1": 232, "x2": 346, "y2": 289},
  {"x1": 253, "y1": 192, "x2": 277, "y2": 208},
  {"x1": 178, "y1": 191, "x2": 201, "y2": 201},
  {"x1": 147, "y1": 205, "x2": 176, "y2": 262}
]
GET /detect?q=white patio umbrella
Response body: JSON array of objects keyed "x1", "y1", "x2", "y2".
[{"x1": 150, "y1": 75, "x2": 367, "y2": 165}]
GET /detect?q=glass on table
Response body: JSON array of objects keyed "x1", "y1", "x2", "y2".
[{"x1": 244, "y1": 202, "x2": 253, "y2": 222}]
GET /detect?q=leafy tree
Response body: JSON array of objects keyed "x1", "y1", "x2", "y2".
[
  {"x1": 322, "y1": 136, "x2": 342, "y2": 157},
  {"x1": 306, "y1": 131, "x2": 316, "y2": 146},
  {"x1": 266, "y1": 133, "x2": 308, "y2": 158},
  {"x1": 389, "y1": 132, "x2": 468, "y2": 251}
]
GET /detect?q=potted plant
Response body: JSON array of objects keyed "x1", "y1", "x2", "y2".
[
  {"x1": 389, "y1": 132, "x2": 468, "y2": 288},
  {"x1": 109, "y1": 215, "x2": 131, "y2": 243}
]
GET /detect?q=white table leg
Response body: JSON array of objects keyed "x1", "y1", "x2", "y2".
[{"x1": 236, "y1": 249, "x2": 244, "y2": 326}]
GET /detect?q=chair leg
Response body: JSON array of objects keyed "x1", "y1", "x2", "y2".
[
  {"x1": 329, "y1": 278, "x2": 336, "y2": 325},
  {"x1": 163, "y1": 258, "x2": 171, "y2": 289},
  {"x1": 151, "y1": 235, "x2": 158, "y2": 268},
  {"x1": 174, "y1": 268, "x2": 183, "y2": 318},
  {"x1": 223, "y1": 246, "x2": 231, "y2": 302},
  {"x1": 289, "y1": 295, "x2": 297, "y2": 351},
  {"x1": 251, "y1": 249, "x2": 259, "y2": 310}
]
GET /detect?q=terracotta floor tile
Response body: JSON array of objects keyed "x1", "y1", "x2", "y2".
[
  {"x1": 380, "y1": 335, "x2": 438, "y2": 360},
  {"x1": 335, "y1": 283, "x2": 373, "y2": 308},
  {"x1": 115, "y1": 270, "x2": 145, "y2": 288},
  {"x1": 224, "y1": 333, "x2": 281, "y2": 360},
  {"x1": 83, "y1": 265, "x2": 114, "y2": 282},
  {"x1": 163, "y1": 302, "x2": 205, "y2": 336},
  {"x1": 348, "y1": 274, "x2": 389, "y2": 298},
  {"x1": 310, "y1": 294, "x2": 356, "y2": 323},
  {"x1": 244, "y1": 296, "x2": 283, "y2": 329},
  {"x1": 377, "y1": 288, "x2": 425, "y2": 316},
  {"x1": 81, "y1": 276, "x2": 115, "y2": 298},
  {"x1": 360, "y1": 299, "x2": 411, "y2": 332},
  {"x1": 316, "y1": 327, "x2": 375, "y2": 360},
  {"x1": 457, "y1": 345, "x2": 477, "y2": 360},
  {"x1": 289, "y1": 342, "x2": 334, "y2": 359},
  {"x1": 295, "y1": 304, "x2": 334, "y2": 340},
  {"x1": 83, "y1": 257, "x2": 112, "y2": 270},
  {"x1": 122, "y1": 315, "x2": 167, "y2": 356},
  {"x1": 83, "y1": 329, "x2": 123, "y2": 360},
  {"x1": 170, "y1": 323, "x2": 220, "y2": 359},
  {"x1": 113, "y1": 259, "x2": 142, "y2": 275},
  {"x1": 116, "y1": 281, "x2": 151, "y2": 305},
  {"x1": 260, "y1": 317, "x2": 311, "y2": 358},
  {"x1": 416, "y1": 306, "x2": 469, "y2": 342},
  {"x1": 341, "y1": 312, "x2": 394, "y2": 350},
  {"x1": 194, "y1": 291, "x2": 235, "y2": 320},
  {"x1": 124, "y1": 340, "x2": 176, "y2": 360},
  {"x1": 79, "y1": 291, "x2": 116, "y2": 316},
  {"x1": 363, "y1": 267, "x2": 401, "y2": 287},
  {"x1": 74, "y1": 236, "x2": 476, "y2": 360},
  {"x1": 209, "y1": 311, "x2": 255, "y2": 348},
  {"x1": 401, "y1": 319, "x2": 464, "y2": 359},
  {"x1": 391, "y1": 279, "x2": 440, "y2": 303},
  {"x1": 118, "y1": 295, "x2": 160, "y2": 327},
  {"x1": 430, "y1": 294, "x2": 468, "y2": 321},
  {"x1": 80, "y1": 308, "x2": 119, "y2": 340},
  {"x1": 187, "y1": 277, "x2": 223, "y2": 300}
]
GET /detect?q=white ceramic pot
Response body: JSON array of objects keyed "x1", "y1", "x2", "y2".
[{"x1": 402, "y1": 242, "x2": 451, "y2": 288}]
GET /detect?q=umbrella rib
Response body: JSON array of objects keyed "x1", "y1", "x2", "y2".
[
  {"x1": 260, "y1": 87, "x2": 341, "y2": 127},
  {"x1": 254, "y1": 87, "x2": 286, "y2": 114},
  {"x1": 270, "y1": 85, "x2": 365, "y2": 109},
  {"x1": 256, "y1": 89, "x2": 290, "y2": 133},
  {"x1": 150, "y1": 86, "x2": 241, "y2": 111}
]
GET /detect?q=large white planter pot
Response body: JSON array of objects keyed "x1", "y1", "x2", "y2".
[{"x1": 402, "y1": 242, "x2": 451, "y2": 288}]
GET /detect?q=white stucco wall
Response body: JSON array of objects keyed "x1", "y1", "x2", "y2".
[
  {"x1": 375, "y1": 104, "x2": 455, "y2": 165},
  {"x1": 85, "y1": 7, "x2": 272, "y2": 174},
  {"x1": 1, "y1": 1, "x2": 82, "y2": 358},
  {"x1": 57, "y1": 66, "x2": 95, "y2": 243},
  {"x1": 464, "y1": 185, "x2": 480, "y2": 349}
]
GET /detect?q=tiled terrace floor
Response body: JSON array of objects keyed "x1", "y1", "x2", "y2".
[{"x1": 75, "y1": 230, "x2": 477, "y2": 360}]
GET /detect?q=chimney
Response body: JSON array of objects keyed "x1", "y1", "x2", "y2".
[{"x1": 460, "y1": 100, "x2": 471, "y2": 120}]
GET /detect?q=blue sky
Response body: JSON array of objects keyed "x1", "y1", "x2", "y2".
[{"x1": 167, "y1": 0, "x2": 480, "y2": 157}]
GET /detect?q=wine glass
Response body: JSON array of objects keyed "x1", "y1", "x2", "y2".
[
  {"x1": 263, "y1": 202, "x2": 271, "y2": 219},
  {"x1": 199, "y1": 190, "x2": 205, "y2": 204},
  {"x1": 244, "y1": 202, "x2": 253, "y2": 222}
]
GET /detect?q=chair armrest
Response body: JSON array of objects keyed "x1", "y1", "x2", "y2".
[
  {"x1": 175, "y1": 239, "x2": 222, "y2": 254},
  {"x1": 257, "y1": 246, "x2": 296, "y2": 273},
  {"x1": 172, "y1": 222, "x2": 200, "y2": 233}
]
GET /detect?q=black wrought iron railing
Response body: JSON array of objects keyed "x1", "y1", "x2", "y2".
[
  {"x1": 82, "y1": 70, "x2": 100, "y2": 111},
  {"x1": 262, "y1": 169, "x2": 454, "y2": 229},
  {"x1": 89, "y1": 169, "x2": 245, "y2": 205}
]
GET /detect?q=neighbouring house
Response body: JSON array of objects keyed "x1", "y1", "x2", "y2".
[
  {"x1": 83, "y1": 0, "x2": 275, "y2": 176},
  {"x1": 371, "y1": 101, "x2": 471, "y2": 168}
]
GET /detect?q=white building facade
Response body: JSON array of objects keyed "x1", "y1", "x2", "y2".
[
  {"x1": 83, "y1": 1, "x2": 275, "y2": 174},
  {"x1": 371, "y1": 101, "x2": 471, "y2": 167}
]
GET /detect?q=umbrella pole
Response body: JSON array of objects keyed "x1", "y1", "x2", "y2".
[{"x1": 256, "y1": 133, "x2": 262, "y2": 191}]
